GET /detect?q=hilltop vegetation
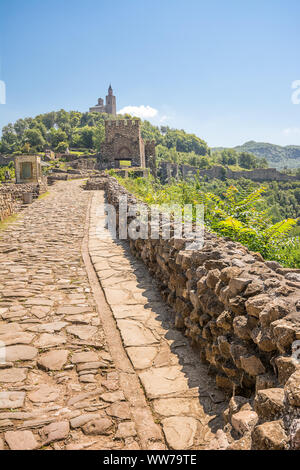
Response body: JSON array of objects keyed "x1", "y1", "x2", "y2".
[
  {"x1": 213, "y1": 140, "x2": 300, "y2": 169},
  {"x1": 0, "y1": 110, "x2": 268, "y2": 171},
  {"x1": 0, "y1": 110, "x2": 209, "y2": 158}
]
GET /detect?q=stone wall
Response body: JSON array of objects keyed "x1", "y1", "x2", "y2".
[
  {"x1": 0, "y1": 193, "x2": 17, "y2": 221},
  {"x1": 68, "y1": 157, "x2": 97, "y2": 170},
  {"x1": 159, "y1": 162, "x2": 300, "y2": 183},
  {"x1": 0, "y1": 181, "x2": 48, "y2": 199},
  {"x1": 84, "y1": 176, "x2": 108, "y2": 190},
  {"x1": 100, "y1": 120, "x2": 145, "y2": 168},
  {"x1": 102, "y1": 175, "x2": 300, "y2": 449}
]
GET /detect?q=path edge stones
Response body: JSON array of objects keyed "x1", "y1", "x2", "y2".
[{"x1": 82, "y1": 192, "x2": 166, "y2": 450}]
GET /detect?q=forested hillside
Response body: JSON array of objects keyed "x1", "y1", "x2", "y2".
[{"x1": 213, "y1": 140, "x2": 300, "y2": 169}]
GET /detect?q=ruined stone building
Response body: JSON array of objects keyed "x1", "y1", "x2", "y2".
[
  {"x1": 99, "y1": 119, "x2": 156, "y2": 171},
  {"x1": 15, "y1": 155, "x2": 43, "y2": 184},
  {"x1": 89, "y1": 85, "x2": 116, "y2": 115}
]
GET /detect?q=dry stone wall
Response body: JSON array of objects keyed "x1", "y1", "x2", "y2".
[
  {"x1": 0, "y1": 182, "x2": 48, "y2": 199},
  {"x1": 0, "y1": 193, "x2": 16, "y2": 221},
  {"x1": 100, "y1": 175, "x2": 300, "y2": 449},
  {"x1": 84, "y1": 176, "x2": 108, "y2": 191},
  {"x1": 0, "y1": 181, "x2": 48, "y2": 220}
]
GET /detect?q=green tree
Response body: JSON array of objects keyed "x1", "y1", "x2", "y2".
[
  {"x1": 93, "y1": 124, "x2": 105, "y2": 152},
  {"x1": 238, "y1": 152, "x2": 258, "y2": 169},
  {"x1": 39, "y1": 112, "x2": 56, "y2": 130},
  {"x1": 220, "y1": 149, "x2": 238, "y2": 165},
  {"x1": 23, "y1": 128, "x2": 45, "y2": 150},
  {"x1": 55, "y1": 141, "x2": 69, "y2": 153},
  {"x1": 48, "y1": 128, "x2": 68, "y2": 148},
  {"x1": 75, "y1": 126, "x2": 95, "y2": 148}
]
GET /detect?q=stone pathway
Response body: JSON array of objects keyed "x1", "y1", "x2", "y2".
[
  {"x1": 0, "y1": 180, "x2": 147, "y2": 450},
  {"x1": 89, "y1": 191, "x2": 228, "y2": 450},
  {"x1": 0, "y1": 180, "x2": 228, "y2": 451}
]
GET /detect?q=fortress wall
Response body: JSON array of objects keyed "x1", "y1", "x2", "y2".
[
  {"x1": 159, "y1": 162, "x2": 299, "y2": 183},
  {"x1": 101, "y1": 120, "x2": 145, "y2": 167},
  {"x1": 102, "y1": 175, "x2": 300, "y2": 447}
]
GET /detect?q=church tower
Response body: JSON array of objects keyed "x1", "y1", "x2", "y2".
[
  {"x1": 105, "y1": 84, "x2": 116, "y2": 116},
  {"x1": 89, "y1": 84, "x2": 117, "y2": 115}
]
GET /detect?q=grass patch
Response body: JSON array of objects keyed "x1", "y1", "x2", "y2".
[
  {"x1": 38, "y1": 191, "x2": 50, "y2": 200},
  {"x1": 0, "y1": 213, "x2": 19, "y2": 231},
  {"x1": 119, "y1": 160, "x2": 132, "y2": 167}
]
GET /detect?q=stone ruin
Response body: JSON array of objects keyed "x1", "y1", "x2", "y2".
[
  {"x1": 15, "y1": 155, "x2": 43, "y2": 184},
  {"x1": 99, "y1": 119, "x2": 156, "y2": 173},
  {"x1": 0, "y1": 155, "x2": 48, "y2": 218},
  {"x1": 159, "y1": 162, "x2": 300, "y2": 184}
]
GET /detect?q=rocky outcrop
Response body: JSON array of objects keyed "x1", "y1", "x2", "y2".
[{"x1": 102, "y1": 175, "x2": 300, "y2": 449}]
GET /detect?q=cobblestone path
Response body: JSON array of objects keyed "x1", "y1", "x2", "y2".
[
  {"x1": 89, "y1": 191, "x2": 228, "y2": 450},
  {"x1": 0, "y1": 180, "x2": 227, "y2": 450}
]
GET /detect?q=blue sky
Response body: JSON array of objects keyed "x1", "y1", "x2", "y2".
[{"x1": 0, "y1": 0, "x2": 300, "y2": 147}]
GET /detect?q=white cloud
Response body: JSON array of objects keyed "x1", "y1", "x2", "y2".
[
  {"x1": 159, "y1": 115, "x2": 168, "y2": 123},
  {"x1": 118, "y1": 105, "x2": 158, "y2": 119},
  {"x1": 283, "y1": 127, "x2": 300, "y2": 135}
]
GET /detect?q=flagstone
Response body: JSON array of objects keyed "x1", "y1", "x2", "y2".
[
  {"x1": 116, "y1": 319, "x2": 159, "y2": 347},
  {"x1": 138, "y1": 366, "x2": 189, "y2": 399},
  {"x1": 4, "y1": 430, "x2": 38, "y2": 450},
  {"x1": 71, "y1": 351, "x2": 99, "y2": 364},
  {"x1": 31, "y1": 306, "x2": 51, "y2": 318},
  {"x1": 0, "y1": 391, "x2": 26, "y2": 409},
  {"x1": 56, "y1": 306, "x2": 93, "y2": 315},
  {"x1": 66, "y1": 325, "x2": 98, "y2": 340},
  {"x1": 34, "y1": 333, "x2": 66, "y2": 348},
  {"x1": 28, "y1": 384, "x2": 60, "y2": 403},
  {"x1": 37, "y1": 350, "x2": 69, "y2": 371},
  {"x1": 0, "y1": 332, "x2": 35, "y2": 346},
  {"x1": 161, "y1": 417, "x2": 198, "y2": 450},
  {"x1": 27, "y1": 322, "x2": 68, "y2": 333},
  {"x1": 25, "y1": 299, "x2": 54, "y2": 307},
  {"x1": 0, "y1": 368, "x2": 28, "y2": 383},
  {"x1": 126, "y1": 346, "x2": 158, "y2": 369},
  {"x1": 5, "y1": 345, "x2": 38, "y2": 361}
]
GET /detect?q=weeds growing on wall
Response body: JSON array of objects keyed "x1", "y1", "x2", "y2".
[{"x1": 116, "y1": 175, "x2": 300, "y2": 268}]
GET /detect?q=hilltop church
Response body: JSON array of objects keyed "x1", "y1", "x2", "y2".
[{"x1": 89, "y1": 85, "x2": 116, "y2": 115}]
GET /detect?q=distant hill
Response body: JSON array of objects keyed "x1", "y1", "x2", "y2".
[{"x1": 212, "y1": 141, "x2": 300, "y2": 169}]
